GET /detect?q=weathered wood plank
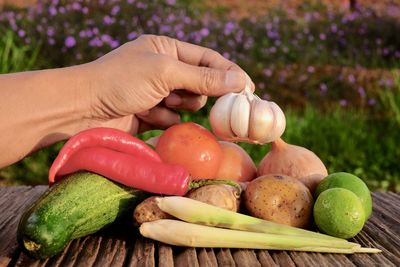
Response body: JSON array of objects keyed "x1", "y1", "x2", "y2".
[
  {"x1": 289, "y1": 252, "x2": 356, "y2": 267},
  {"x1": 174, "y1": 247, "x2": 199, "y2": 267},
  {"x1": 197, "y1": 248, "x2": 218, "y2": 267},
  {"x1": 231, "y1": 249, "x2": 261, "y2": 267},
  {"x1": 215, "y1": 248, "x2": 235, "y2": 266},
  {"x1": 350, "y1": 231, "x2": 397, "y2": 267},
  {"x1": 269, "y1": 251, "x2": 296, "y2": 267},
  {"x1": 158, "y1": 243, "x2": 174, "y2": 267},
  {"x1": 0, "y1": 186, "x2": 47, "y2": 267},
  {"x1": 256, "y1": 250, "x2": 278, "y2": 267},
  {"x1": 127, "y1": 237, "x2": 155, "y2": 267}
]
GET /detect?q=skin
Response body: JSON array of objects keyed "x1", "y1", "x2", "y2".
[{"x1": 0, "y1": 35, "x2": 252, "y2": 169}]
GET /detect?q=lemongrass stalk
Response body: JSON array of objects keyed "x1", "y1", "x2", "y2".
[
  {"x1": 157, "y1": 197, "x2": 343, "y2": 242},
  {"x1": 140, "y1": 220, "x2": 381, "y2": 254}
]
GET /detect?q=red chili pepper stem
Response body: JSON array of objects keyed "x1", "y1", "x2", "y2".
[{"x1": 187, "y1": 179, "x2": 242, "y2": 196}]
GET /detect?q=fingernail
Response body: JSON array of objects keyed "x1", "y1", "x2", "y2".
[
  {"x1": 225, "y1": 70, "x2": 244, "y2": 89},
  {"x1": 166, "y1": 93, "x2": 183, "y2": 106}
]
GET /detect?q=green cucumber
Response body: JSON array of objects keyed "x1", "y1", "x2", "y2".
[{"x1": 17, "y1": 172, "x2": 146, "y2": 259}]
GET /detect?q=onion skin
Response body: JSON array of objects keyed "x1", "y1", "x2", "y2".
[{"x1": 257, "y1": 139, "x2": 328, "y2": 194}]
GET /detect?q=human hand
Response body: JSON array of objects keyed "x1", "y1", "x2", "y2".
[{"x1": 83, "y1": 35, "x2": 252, "y2": 134}]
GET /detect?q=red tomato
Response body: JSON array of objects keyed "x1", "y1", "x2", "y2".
[{"x1": 155, "y1": 122, "x2": 222, "y2": 179}]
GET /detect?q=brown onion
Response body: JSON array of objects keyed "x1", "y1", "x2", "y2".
[{"x1": 257, "y1": 138, "x2": 328, "y2": 194}]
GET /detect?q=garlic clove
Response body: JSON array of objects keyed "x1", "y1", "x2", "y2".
[
  {"x1": 230, "y1": 94, "x2": 251, "y2": 138},
  {"x1": 248, "y1": 99, "x2": 275, "y2": 143},
  {"x1": 268, "y1": 102, "x2": 286, "y2": 142},
  {"x1": 209, "y1": 93, "x2": 237, "y2": 139}
]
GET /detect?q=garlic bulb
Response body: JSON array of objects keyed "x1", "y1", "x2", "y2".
[{"x1": 209, "y1": 77, "x2": 286, "y2": 144}]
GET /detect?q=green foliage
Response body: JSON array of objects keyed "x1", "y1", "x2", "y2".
[
  {"x1": 378, "y1": 71, "x2": 400, "y2": 127},
  {"x1": 0, "y1": 29, "x2": 40, "y2": 73}
]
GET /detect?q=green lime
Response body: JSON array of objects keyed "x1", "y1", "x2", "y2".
[
  {"x1": 315, "y1": 172, "x2": 372, "y2": 220},
  {"x1": 313, "y1": 188, "x2": 365, "y2": 239}
]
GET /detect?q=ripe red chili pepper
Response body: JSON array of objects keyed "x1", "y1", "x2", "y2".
[
  {"x1": 49, "y1": 127, "x2": 161, "y2": 185},
  {"x1": 56, "y1": 147, "x2": 190, "y2": 195},
  {"x1": 54, "y1": 147, "x2": 241, "y2": 196}
]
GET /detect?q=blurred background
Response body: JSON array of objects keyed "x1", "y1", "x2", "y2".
[{"x1": 0, "y1": 0, "x2": 399, "y2": 191}]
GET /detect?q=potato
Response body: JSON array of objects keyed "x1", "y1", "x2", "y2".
[
  {"x1": 244, "y1": 174, "x2": 314, "y2": 228},
  {"x1": 133, "y1": 196, "x2": 173, "y2": 225}
]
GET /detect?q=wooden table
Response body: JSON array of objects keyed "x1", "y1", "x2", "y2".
[{"x1": 0, "y1": 186, "x2": 399, "y2": 266}]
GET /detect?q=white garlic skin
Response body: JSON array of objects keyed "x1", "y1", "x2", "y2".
[{"x1": 209, "y1": 93, "x2": 286, "y2": 144}]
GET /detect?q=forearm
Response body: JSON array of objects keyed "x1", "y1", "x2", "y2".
[{"x1": 0, "y1": 65, "x2": 94, "y2": 168}]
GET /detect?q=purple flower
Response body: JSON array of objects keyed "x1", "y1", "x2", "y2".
[
  {"x1": 347, "y1": 74, "x2": 356, "y2": 83},
  {"x1": 183, "y1": 16, "x2": 191, "y2": 24},
  {"x1": 224, "y1": 21, "x2": 235, "y2": 35},
  {"x1": 339, "y1": 99, "x2": 348, "y2": 107},
  {"x1": 18, "y1": 29, "x2": 26, "y2": 38},
  {"x1": 263, "y1": 68, "x2": 273, "y2": 77},
  {"x1": 101, "y1": 34, "x2": 112, "y2": 43},
  {"x1": 111, "y1": 5, "x2": 120, "y2": 16},
  {"x1": 48, "y1": 6, "x2": 57, "y2": 16},
  {"x1": 177, "y1": 30, "x2": 185, "y2": 39},
  {"x1": 110, "y1": 40, "x2": 120, "y2": 48},
  {"x1": 89, "y1": 37, "x2": 103, "y2": 47},
  {"x1": 82, "y1": 7, "x2": 89, "y2": 14},
  {"x1": 127, "y1": 31, "x2": 138, "y2": 40},
  {"x1": 47, "y1": 27, "x2": 55, "y2": 37},
  {"x1": 36, "y1": 25, "x2": 43, "y2": 33},
  {"x1": 127, "y1": 0, "x2": 135, "y2": 4},
  {"x1": 299, "y1": 74, "x2": 308, "y2": 82},
  {"x1": 200, "y1": 28, "x2": 210, "y2": 37},
  {"x1": 319, "y1": 33, "x2": 326, "y2": 40},
  {"x1": 137, "y1": 2, "x2": 147, "y2": 9},
  {"x1": 166, "y1": 0, "x2": 176, "y2": 5},
  {"x1": 103, "y1": 15, "x2": 114, "y2": 25},
  {"x1": 160, "y1": 25, "x2": 171, "y2": 33},
  {"x1": 72, "y1": 2, "x2": 81, "y2": 11},
  {"x1": 357, "y1": 87, "x2": 366, "y2": 98},
  {"x1": 258, "y1": 82, "x2": 265, "y2": 89},
  {"x1": 331, "y1": 23, "x2": 338, "y2": 33},
  {"x1": 48, "y1": 38, "x2": 55, "y2": 45},
  {"x1": 383, "y1": 48, "x2": 390, "y2": 56},
  {"x1": 368, "y1": 98, "x2": 376, "y2": 106},
  {"x1": 222, "y1": 52, "x2": 230, "y2": 59},
  {"x1": 320, "y1": 83, "x2": 328, "y2": 93},
  {"x1": 65, "y1": 36, "x2": 76, "y2": 48},
  {"x1": 59, "y1": 6, "x2": 65, "y2": 14},
  {"x1": 307, "y1": 66, "x2": 315, "y2": 73}
]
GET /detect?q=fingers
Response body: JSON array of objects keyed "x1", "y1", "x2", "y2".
[
  {"x1": 136, "y1": 106, "x2": 181, "y2": 130},
  {"x1": 167, "y1": 60, "x2": 248, "y2": 96},
  {"x1": 164, "y1": 90, "x2": 208, "y2": 112}
]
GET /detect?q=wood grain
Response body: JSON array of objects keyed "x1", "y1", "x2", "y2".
[{"x1": 0, "y1": 188, "x2": 399, "y2": 266}]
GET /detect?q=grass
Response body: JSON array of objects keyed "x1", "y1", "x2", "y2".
[{"x1": 0, "y1": 29, "x2": 41, "y2": 73}]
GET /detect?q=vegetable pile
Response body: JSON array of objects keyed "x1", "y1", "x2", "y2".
[{"x1": 18, "y1": 85, "x2": 380, "y2": 259}]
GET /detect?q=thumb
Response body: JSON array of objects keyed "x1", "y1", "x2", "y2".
[{"x1": 169, "y1": 61, "x2": 248, "y2": 96}]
